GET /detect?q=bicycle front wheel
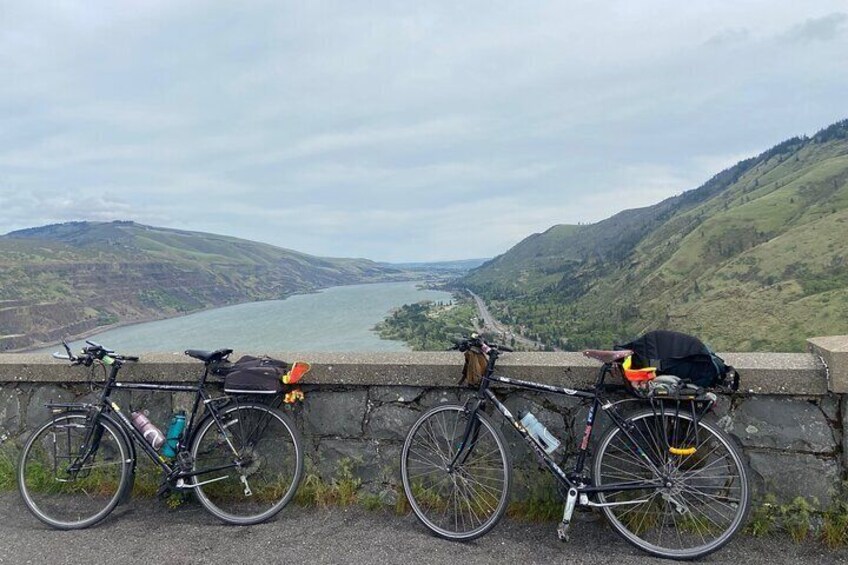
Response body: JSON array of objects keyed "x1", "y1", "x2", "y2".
[
  {"x1": 593, "y1": 409, "x2": 750, "y2": 560},
  {"x1": 401, "y1": 404, "x2": 511, "y2": 541},
  {"x1": 18, "y1": 411, "x2": 132, "y2": 529},
  {"x1": 191, "y1": 402, "x2": 303, "y2": 525}
]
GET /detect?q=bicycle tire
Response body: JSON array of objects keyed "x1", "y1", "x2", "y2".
[
  {"x1": 18, "y1": 411, "x2": 132, "y2": 530},
  {"x1": 190, "y1": 402, "x2": 303, "y2": 525},
  {"x1": 593, "y1": 409, "x2": 750, "y2": 559},
  {"x1": 401, "y1": 404, "x2": 511, "y2": 541}
]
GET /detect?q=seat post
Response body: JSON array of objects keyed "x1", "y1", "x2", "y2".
[{"x1": 594, "y1": 363, "x2": 610, "y2": 388}]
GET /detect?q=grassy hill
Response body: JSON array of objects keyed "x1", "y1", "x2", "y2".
[
  {"x1": 0, "y1": 221, "x2": 404, "y2": 351},
  {"x1": 463, "y1": 119, "x2": 848, "y2": 352}
]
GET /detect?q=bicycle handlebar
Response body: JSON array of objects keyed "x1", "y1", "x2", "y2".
[
  {"x1": 53, "y1": 339, "x2": 139, "y2": 366},
  {"x1": 451, "y1": 335, "x2": 513, "y2": 353}
]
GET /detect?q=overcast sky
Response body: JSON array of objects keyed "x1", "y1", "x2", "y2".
[{"x1": 1, "y1": 1, "x2": 847, "y2": 261}]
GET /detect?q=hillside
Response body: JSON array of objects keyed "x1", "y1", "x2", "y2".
[
  {"x1": 0, "y1": 221, "x2": 404, "y2": 351},
  {"x1": 463, "y1": 119, "x2": 848, "y2": 352}
]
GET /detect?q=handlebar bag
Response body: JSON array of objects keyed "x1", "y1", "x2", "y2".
[{"x1": 459, "y1": 346, "x2": 488, "y2": 387}]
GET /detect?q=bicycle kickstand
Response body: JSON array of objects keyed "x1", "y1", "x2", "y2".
[{"x1": 557, "y1": 487, "x2": 579, "y2": 542}]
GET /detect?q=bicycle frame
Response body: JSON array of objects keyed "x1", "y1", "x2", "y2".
[
  {"x1": 453, "y1": 350, "x2": 674, "y2": 499},
  {"x1": 60, "y1": 359, "x2": 243, "y2": 483},
  {"x1": 404, "y1": 341, "x2": 745, "y2": 557}
]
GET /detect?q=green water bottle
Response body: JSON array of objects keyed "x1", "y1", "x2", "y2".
[{"x1": 161, "y1": 410, "x2": 186, "y2": 458}]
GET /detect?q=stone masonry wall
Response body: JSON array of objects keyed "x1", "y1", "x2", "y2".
[{"x1": 0, "y1": 346, "x2": 845, "y2": 507}]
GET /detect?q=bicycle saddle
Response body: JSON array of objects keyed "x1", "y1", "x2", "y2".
[
  {"x1": 184, "y1": 348, "x2": 233, "y2": 363},
  {"x1": 583, "y1": 349, "x2": 632, "y2": 363}
]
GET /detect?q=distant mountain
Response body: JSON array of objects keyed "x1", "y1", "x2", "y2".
[
  {"x1": 463, "y1": 119, "x2": 848, "y2": 352},
  {"x1": 0, "y1": 221, "x2": 405, "y2": 351},
  {"x1": 384, "y1": 258, "x2": 489, "y2": 273}
]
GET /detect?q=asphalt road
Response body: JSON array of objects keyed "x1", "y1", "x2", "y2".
[
  {"x1": 1, "y1": 494, "x2": 845, "y2": 565},
  {"x1": 467, "y1": 290, "x2": 553, "y2": 351}
]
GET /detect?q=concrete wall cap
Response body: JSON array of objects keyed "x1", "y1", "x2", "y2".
[
  {"x1": 807, "y1": 335, "x2": 848, "y2": 394},
  {"x1": 0, "y1": 350, "x2": 827, "y2": 395}
]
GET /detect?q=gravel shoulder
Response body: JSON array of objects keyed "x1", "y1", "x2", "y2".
[{"x1": 0, "y1": 494, "x2": 845, "y2": 565}]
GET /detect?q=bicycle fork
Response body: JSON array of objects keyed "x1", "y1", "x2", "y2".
[{"x1": 63, "y1": 406, "x2": 105, "y2": 477}]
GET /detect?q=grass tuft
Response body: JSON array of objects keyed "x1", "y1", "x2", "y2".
[{"x1": 295, "y1": 458, "x2": 362, "y2": 508}]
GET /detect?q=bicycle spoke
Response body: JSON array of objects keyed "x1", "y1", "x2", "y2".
[
  {"x1": 192, "y1": 405, "x2": 302, "y2": 525},
  {"x1": 595, "y1": 409, "x2": 749, "y2": 559},
  {"x1": 19, "y1": 413, "x2": 130, "y2": 530},
  {"x1": 402, "y1": 405, "x2": 509, "y2": 540}
]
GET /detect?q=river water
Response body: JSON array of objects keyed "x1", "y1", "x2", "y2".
[{"x1": 46, "y1": 282, "x2": 452, "y2": 354}]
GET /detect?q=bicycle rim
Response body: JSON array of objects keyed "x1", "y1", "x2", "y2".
[
  {"x1": 594, "y1": 409, "x2": 750, "y2": 559},
  {"x1": 191, "y1": 403, "x2": 303, "y2": 525},
  {"x1": 18, "y1": 413, "x2": 130, "y2": 529},
  {"x1": 401, "y1": 404, "x2": 511, "y2": 540}
]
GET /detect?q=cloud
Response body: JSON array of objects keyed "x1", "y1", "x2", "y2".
[
  {"x1": 1, "y1": 1, "x2": 847, "y2": 261},
  {"x1": 781, "y1": 12, "x2": 847, "y2": 43},
  {"x1": 704, "y1": 28, "x2": 751, "y2": 47}
]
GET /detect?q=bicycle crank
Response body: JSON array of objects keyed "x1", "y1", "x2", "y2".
[{"x1": 557, "y1": 488, "x2": 579, "y2": 542}]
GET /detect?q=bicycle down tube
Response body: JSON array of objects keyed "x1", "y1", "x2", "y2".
[{"x1": 466, "y1": 372, "x2": 665, "y2": 496}]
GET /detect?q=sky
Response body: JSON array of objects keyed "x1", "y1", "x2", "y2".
[{"x1": 1, "y1": 1, "x2": 847, "y2": 262}]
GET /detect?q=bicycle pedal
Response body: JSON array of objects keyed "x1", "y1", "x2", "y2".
[
  {"x1": 557, "y1": 521, "x2": 570, "y2": 542},
  {"x1": 176, "y1": 451, "x2": 194, "y2": 472}
]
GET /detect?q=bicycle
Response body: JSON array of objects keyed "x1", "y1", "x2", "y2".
[
  {"x1": 18, "y1": 341, "x2": 304, "y2": 530},
  {"x1": 400, "y1": 336, "x2": 750, "y2": 560}
]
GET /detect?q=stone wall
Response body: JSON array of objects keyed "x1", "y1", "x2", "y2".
[{"x1": 1, "y1": 342, "x2": 845, "y2": 506}]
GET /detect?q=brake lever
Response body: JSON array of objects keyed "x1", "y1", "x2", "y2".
[{"x1": 54, "y1": 340, "x2": 80, "y2": 363}]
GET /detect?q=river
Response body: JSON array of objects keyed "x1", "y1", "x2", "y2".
[{"x1": 42, "y1": 282, "x2": 452, "y2": 354}]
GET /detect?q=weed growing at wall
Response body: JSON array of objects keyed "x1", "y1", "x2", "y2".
[
  {"x1": 822, "y1": 499, "x2": 848, "y2": 549},
  {"x1": 747, "y1": 488, "x2": 848, "y2": 549},
  {"x1": 295, "y1": 458, "x2": 363, "y2": 508},
  {"x1": 393, "y1": 484, "x2": 411, "y2": 515},
  {"x1": 0, "y1": 439, "x2": 15, "y2": 491},
  {"x1": 506, "y1": 470, "x2": 562, "y2": 522}
]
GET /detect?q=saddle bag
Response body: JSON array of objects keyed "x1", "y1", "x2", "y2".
[{"x1": 221, "y1": 355, "x2": 289, "y2": 395}]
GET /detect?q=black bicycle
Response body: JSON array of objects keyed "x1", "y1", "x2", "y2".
[
  {"x1": 18, "y1": 341, "x2": 304, "y2": 529},
  {"x1": 400, "y1": 336, "x2": 750, "y2": 560}
]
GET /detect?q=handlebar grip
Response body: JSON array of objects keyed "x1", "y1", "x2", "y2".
[
  {"x1": 85, "y1": 340, "x2": 114, "y2": 354},
  {"x1": 122, "y1": 355, "x2": 140, "y2": 362}
]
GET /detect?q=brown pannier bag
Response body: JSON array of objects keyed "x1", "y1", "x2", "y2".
[{"x1": 459, "y1": 346, "x2": 489, "y2": 387}]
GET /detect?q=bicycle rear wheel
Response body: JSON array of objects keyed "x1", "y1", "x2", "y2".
[
  {"x1": 191, "y1": 402, "x2": 303, "y2": 525},
  {"x1": 401, "y1": 404, "x2": 511, "y2": 541},
  {"x1": 593, "y1": 409, "x2": 750, "y2": 559},
  {"x1": 18, "y1": 411, "x2": 132, "y2": 529}
]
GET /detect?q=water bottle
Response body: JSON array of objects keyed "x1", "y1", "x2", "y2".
[
  {"x1": 131, "y1": 410, "x2": 165, "y2": 450},
  {"x1": 520, "y1": 412, "x2": 561, "y2": 455},
  {"x1": 161, "y1": 410, "x2": 187, "y2": 458}
]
